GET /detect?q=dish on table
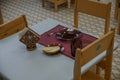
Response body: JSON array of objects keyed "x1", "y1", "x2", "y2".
[{"x1": 56, "y1": 28, "x2": 81, "y2": 40}]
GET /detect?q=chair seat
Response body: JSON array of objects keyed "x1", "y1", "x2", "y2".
[{"x1": 82, "y1": 70, "x2": 105, "y2": 80}]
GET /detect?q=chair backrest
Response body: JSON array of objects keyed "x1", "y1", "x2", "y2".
[
  {"x1": 0, "y1": 9, "x2": 3, "y2": 24},
  {"x1": 0, "y1": 15, "x2": 28, "y2": 40},
  {"x1": 73, "y1": 28, "x2": 115, "y2": 80},
  {"x1": 74, "y1": 0, "x2": 111, "y2": 34}
]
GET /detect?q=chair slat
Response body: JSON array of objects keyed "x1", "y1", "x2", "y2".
[
  {"x1": 0, "y1": 15, "x2": 28, "y2": 39},
  {"x1": 74, "y1": 0, "x2": 111, "y2": 34},
  {"x1": 77, "y1": 1, "x2": 111, "y2": 19},
  {"x1": 81, "y1": 30, "x2": 114, "y2": 66}
]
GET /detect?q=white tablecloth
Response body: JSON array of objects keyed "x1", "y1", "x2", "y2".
[{"x1": 0, "y1": 18, "x2": 118, "y2": 80}]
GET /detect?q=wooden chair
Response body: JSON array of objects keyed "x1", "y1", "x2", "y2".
[
  {"x1": 0, "y1": 9, "x2": 3, "y2": 24},
  {"x1": 114, "y1": 0, "x2": 120, "y2": 34},
  {"x1": 0, "y1": 15, "x2": 28, "y2": 40},
  {"x1": 42, "y1": 0, "x2": 67, "y2": 12},
  {"x1": 74, "y1": 0, "x2": 111, "y2": 34},
  {"x1": 73, "y1": 28, "x2": 115, "y2": 80}
]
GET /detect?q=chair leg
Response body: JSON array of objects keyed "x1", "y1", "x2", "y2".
[
  {"x1": 0, "y1": 9, "x2": 3, "y2": 24},
  {"x1": 42, "y1": 0, "x2": 45, "y2": 7},
  {"x1": 117, "y1": 9, "x2": 120, "y2": 34},
  {"x1": 114, "y1": 0, "x2": 119, "y2": 20},
  {"x1": 96, "y1": 66, "x2": 101, "y2": 75},
  {"x1": 73, "y1": 0, "x2": 78, "y2": 28},
  {"x1": 54, "y1": 3, "x2": 58, "y2": 12},
  {"x1": 74, "y1": 11, "x2": 78, "y2": 28},
  {"x1": 68, "y1": 0, "x2": 71, "y2": 8}
]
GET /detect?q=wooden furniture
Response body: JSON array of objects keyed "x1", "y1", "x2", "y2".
[
  {"x1": 0, "y1": 18, "x2": 118, "y2": 80},
  {"x1": 67, "y1": 0, "x2": 71, "y2": 8},
  {"x1": 42, "y1": 0, "x2": 67, "y2": 12},
  {"x1": 114, "y1": 0, "x2": 120, "y2": 34},
  {"x1": 118, "y1": 8, "x2": 120, "y2": 34},
  {"x1": 0, "y1": 74, "x2": 7, "y2": 80},
  {"x1": 0, "y1": 15, "x2": 28, "y2": 40},
  {"x1": 0, "y1": 9, "x2": 3, "y2": 24},
  {"x1": 0, "y1": 76, "x2": 3, "y2": 80},
  {"x1": 74, "y1": 28, "x2": 115, "y2": 80},
  {"x1": 114, "y1": 0, "x2": 120, "y2": 19},
  {"x1": 0, "y1": 75, "x2": 3, "y2": 80},
  {"x1": 67, "y1": 0, "x2": 75, "y2": 8},
  {"x1": 74, "y1": 0, "x2": 111, "y2": 34}
]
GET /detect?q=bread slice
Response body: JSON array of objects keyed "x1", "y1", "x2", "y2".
[{"x1": 42, "y1": 46, "x2": 60, "y2": 54}]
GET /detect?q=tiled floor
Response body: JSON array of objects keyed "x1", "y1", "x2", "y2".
[{"x1": 0, "y1": 0, "x2": 120, "y2": 80}]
